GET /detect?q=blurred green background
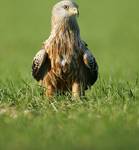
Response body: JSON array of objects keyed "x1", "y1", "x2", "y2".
[
  {"x1": 0, "y1": 0, "x2": 138, "y2": 80},
  {"x1": 0, "y1": 0, "x2": 139, "y2": 150}
]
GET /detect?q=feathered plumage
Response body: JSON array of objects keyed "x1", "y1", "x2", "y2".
[{"x1": 32, "y1": 0, "x2": 98, "y2": 97}]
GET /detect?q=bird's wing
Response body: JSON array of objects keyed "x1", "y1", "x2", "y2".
[
  {"x1": 32, "y1": 49, "x2": 50, "y2": 81},
  {"x1": 81, "y1": 41, "x2": 98, "y2": 88},
  {"x1": 83, "y1": 49, "x2": 98, "y2": 72}
]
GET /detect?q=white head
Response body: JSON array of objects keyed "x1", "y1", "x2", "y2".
[{"x1": 52, "y1": 0, "x2": 79, "y2": 25}]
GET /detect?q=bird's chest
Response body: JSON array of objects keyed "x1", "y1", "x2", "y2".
[{"x1": 51, "y1": 49, "x2": 80, "y2": 76}]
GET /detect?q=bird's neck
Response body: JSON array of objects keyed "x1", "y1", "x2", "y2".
[
  {"x1": 51, "y1": 16, "x2": 80, "y2": 36},
  {"x1": 44, "y1": 17, "x2": 81, "y2": 53}
]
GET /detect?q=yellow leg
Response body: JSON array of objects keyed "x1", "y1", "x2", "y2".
[
  {"x1": 72, "y1": 82, "x2": 80, "y2": 98},
  {"x1": 46, "y1": 84, "x2": 55, "y2": 98}
]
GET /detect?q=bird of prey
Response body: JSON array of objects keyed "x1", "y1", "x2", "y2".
[{"x1": 32, "y1": 0, "x2": 98, "y2": 98}]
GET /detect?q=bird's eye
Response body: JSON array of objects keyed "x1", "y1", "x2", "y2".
[{"x1": 63, "y1": 5, "x2": 69, "y2": 10}]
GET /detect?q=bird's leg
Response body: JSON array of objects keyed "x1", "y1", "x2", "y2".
[
  {"x1": 46, "y1": 84, "x2": 55, "y2": 98},
  {"x1": 72, "y1": 81, "x2": 81, "y2": 99}
]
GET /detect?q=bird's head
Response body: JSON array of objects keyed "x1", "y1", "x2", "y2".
[{"x1": 52, "y1": 0, "x2": 79, "y2": 22}]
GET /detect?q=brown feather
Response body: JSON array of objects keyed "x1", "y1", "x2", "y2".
[
  {"x1": 32, "y1": 1, "x2": 98, "y2": 98},
  {"x1": 42, "y1": 17, "x2": 98, "y2": 96}
]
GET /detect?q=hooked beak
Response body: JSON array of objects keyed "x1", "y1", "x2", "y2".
[{"x1": 69, "y1": 7, "x2": 79, "y2": 17}]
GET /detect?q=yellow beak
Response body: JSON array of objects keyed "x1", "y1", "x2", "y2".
[{"x1": 69, "y1": 7, "x2": 79, "y2": 16}]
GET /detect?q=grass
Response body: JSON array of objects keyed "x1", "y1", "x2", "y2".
[{"x1": 0, "y1": 0, "x2": 139, "y2": 150}]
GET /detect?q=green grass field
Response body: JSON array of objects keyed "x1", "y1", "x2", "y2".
[{"x1": 0, "y1": 0, "x2": 139, "y2": 150}]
